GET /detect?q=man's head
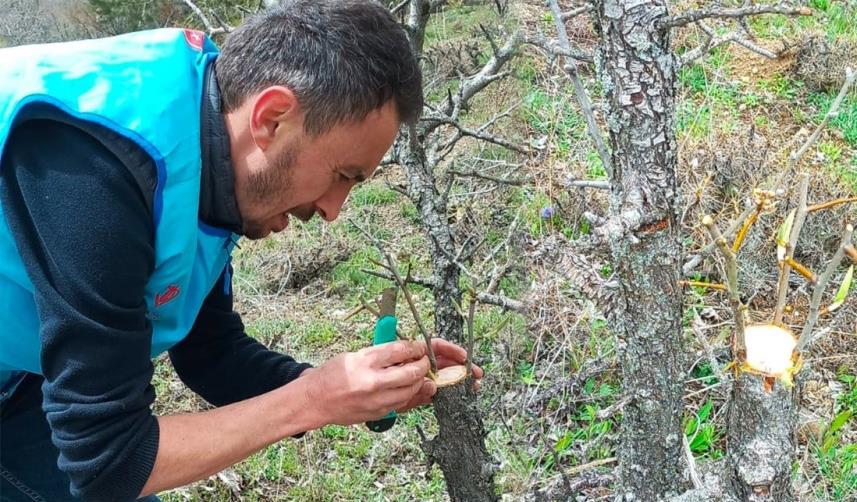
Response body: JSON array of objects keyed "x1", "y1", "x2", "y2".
[{"x1": 216, "y1": 0, "x2": 422, "y2": 239}]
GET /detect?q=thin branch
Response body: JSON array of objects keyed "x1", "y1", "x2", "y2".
[
  {"x1": 787, "y1": 67, "x2": 856, "y2": 171},
  {"x1": 774, "y1": 173, "x2": 810, "y2": 325},
  {"x1": 566, "y1": 178, "x2": 610, "y2": 190},
  {"x1": 797, "y1": 223, "x2": 854, "y2": 351},
  {"x1": 181, "y1": 0, "x2": 230, "y2": 35},
  {"x1": 684, "y1": 201, "x2": 760, "y2": 274},
  {"x1": 785, "y1": 257, "x2": 817, "y2": 284},
  {"x1": 361, "y1": 269, "x2": 525, "y2": 312},
  {"x1": 808, "y1": 196, "x2": 857, "y2": 213},
  {"x1": 350, "y1": 220, "x2": 438, "y2": 372},
  {"x1": 681, "y1": 21, "x2": 781, "y2": 68},
  {"x1": 547, "y1": 0, "x2": 613, "y2": 180},
  {"x1": 450, "y1": 169, "x2": 530, "y2": 186},
  {"x1": 466, "y1": 292, "x2": 476, "y2": 377},
  {"x1": 390, "y1": 0, "x2": 411, "y2": 16},
  {"x1": 522, "y1": 33, "x2": 594, "y2": 63},
  {"x1": 561, "y1": 5, "x2": 593, "y2": 20},
  {"x1": 445, "y1": 30, "x2": 522, "y2": 119},
  {"x1": 703, "y1": 215, "x2": 747, "y2": 360},
  {"x1": 660, "y1": 3, "x2": 812, "y2": 30}
]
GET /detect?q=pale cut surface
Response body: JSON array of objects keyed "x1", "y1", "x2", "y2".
[
  {"x1": 744, "y1": 324, "x2": 797, "y2": 376},
  {"x1": 435, "y1": 365, "x2": 468, "y2": 388}
]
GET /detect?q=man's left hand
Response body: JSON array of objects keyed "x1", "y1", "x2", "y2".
[{"x1": 396, "y1": 338, "x2": 483, "y2": 413}]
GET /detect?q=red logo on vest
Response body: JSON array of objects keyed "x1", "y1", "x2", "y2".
[
  {"x1": 183, "y1": 29, "x2": 205, "y2": 51},
  {"x1": 155, "y1": 285, "x2": 181, "y2": 307}
]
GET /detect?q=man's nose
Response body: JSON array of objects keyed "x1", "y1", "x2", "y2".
[{"x1": 314, "y1": 183, "x2": 352, "y2": 222}]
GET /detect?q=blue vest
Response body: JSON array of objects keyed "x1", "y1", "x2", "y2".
[{"x1": 0, "y1": 29, "x2": 238, "y2": 392}]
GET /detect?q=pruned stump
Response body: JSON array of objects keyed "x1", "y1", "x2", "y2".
[
  {"x1": 727, "y1": 325, "x2": 799, "y2": 501},
  {"x1": 422, "y1": 372, "x2": 497, "y2": 502}
]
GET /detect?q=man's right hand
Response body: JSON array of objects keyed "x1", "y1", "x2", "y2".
[{"x1": 300, "y1": 340, "x2": 430, "y2": 427}]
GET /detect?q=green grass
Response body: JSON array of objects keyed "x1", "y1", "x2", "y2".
[
  {"x1": 348, "y1": 183, "x2": 399, "y2": 207},
  {"x1": 813, "y1": 372, "x2": 857, "y2": 500},
  {"x1": 523, "y1": 87, "x2": 586, "y2": 156},
  {"x1": 684, "y1": 400, "x2": 724, "y2": 460}
]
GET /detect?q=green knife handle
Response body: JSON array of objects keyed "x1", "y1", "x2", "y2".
[{"x1": 366, "y1": 315, "x2": 398, "y2": 432}]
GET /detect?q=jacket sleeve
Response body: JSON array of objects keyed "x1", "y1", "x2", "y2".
[
  {"x1": 169, "y1": 263, "x2": 313, "y2": 407},
  {"x1": 0, "y1": 118, "x2": 159, "y2": 502}
]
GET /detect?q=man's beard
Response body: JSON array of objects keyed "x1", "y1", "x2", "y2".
[{"x1": 241, "y1": 144, "x2": 299, "y2": 239}]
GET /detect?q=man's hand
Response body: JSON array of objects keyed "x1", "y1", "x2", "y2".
[
  {"x1": 300, "y1": 340, "x2": 430, "y2": 427},
  {"x1": 395, "y1": 338, "x2": 484, "y2": 413}
]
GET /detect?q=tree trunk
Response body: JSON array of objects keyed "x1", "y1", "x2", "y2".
[
  {"x1": 401, "y1": 131, "x2": 499, "y2": 502},
  {"x1": 590, "y1": 1, "x2": 688, "y2": 499},
  {"x1": 727, "y1": 374, "x2": 798, "y2": 501}
]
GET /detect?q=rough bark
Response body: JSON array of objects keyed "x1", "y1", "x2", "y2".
[
  {"x1": 727, "y1": 374, "x2": 798, "y2": 501},
  {"x1": 589, "y1": 1, "x2": 688, "y2": 499},
  {"x1": 400, "y1": 125, "x2": 498, "y2": 502},
  {"x1": 396, "y1": 1, "x2": 499, "y2": 500}
]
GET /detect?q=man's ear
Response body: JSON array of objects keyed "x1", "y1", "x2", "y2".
[{"x1": 249, "y1": 86, "x2": 301, "y2": 151}]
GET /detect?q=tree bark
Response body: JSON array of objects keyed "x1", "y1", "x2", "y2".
[
  {"x1": 727, "y1": 374, "x2": 798, "y2": 501},
  {"x1": 396, "y1": 1, "x2": 499, "y2": 499},
  {"x1": 590, "y1": 1, "x2": 688, "y2": 499}
]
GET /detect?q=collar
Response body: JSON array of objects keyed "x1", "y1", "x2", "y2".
[{"x1": 199, "y1": 60, "x2": 243, "y2": 234}]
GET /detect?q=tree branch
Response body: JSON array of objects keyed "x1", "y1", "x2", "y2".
[
  {"x1": 547, "y1": 0, "x2": 613, "y2": 180},
  {"x1": 796, "y1": 223, "x2": 854, "y2": 351},
  {"x1": 181, "y1": 0, "x2": 231, "y2": 35},
  {"x1": 660, "y1": 3, "x2": 812, "y2": 30},
  {"x1": 703, "y1": 215, "x2": 746, "y2": 360},
  {"x1": 773, "y1": 173, "x2": 810, "y2": 325},
  {"x1": 362, "y1": 268, "x2": 525, "y2": 311},
  {"x1": 788, "y1": 67, "x2": 856, "y2": 170}
]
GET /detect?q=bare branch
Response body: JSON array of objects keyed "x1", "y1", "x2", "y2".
[
  {"x1": 390, "y1": 0, "x2": 411, "y2": 16},
  {"x1": 796, "y1": 223, "x2": 854, "y2": 351},
  {"x1": 522, "y1": 33, "x2": 595, "y2": 63},
  {"x1": 361, "y1": 268, "x2": 525, "y2": 312},
  {"x1": 547, "y1": 0, "x2": 613, "y2": 180},
  {"x1": 450, "y1": 169, "x2": 530, "y2": 186},
  {"x1": 350, "y1": 219, "x2": 438, "y2": 371},
  {"x1": 773, "y1": 173, "x2": 810, "y2": 325},
  {"x1": 181, "y1": 0, "x2": 230, "y2": 35},
  {"x1": 681, "y1": 21, "x2": 780, "y2": 68},
  {"x1": 660, "y1": 3, "x2": 812, "y2": 30},
  {"x1": 808, "y1": 196, "x2": 857, "y2": 213},
  {"x1": 447, "y1": 122, "x2": 529, "y2": 154},
  {"x1": 566, "y1": 179, "x2": 610, "y2": 190},
  {"x1": 445, "y1": 30, "x2": 522, "y2": 119},
  {"x1": 561, "y1": 5, "x2": 593, "y2": 20},
  {"x1": 703, "y1": 215, "x2": 746, "y2": 361},
  {"x1": 787, "y1": 67, "x2": 856, "y2": 171}
]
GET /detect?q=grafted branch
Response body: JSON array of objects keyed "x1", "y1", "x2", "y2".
[
  {"x1": 796, "y1": 223, "x2": 855, "y2": 351},
  {"x1": 703, "y1": 215, "x2": 747, "y2": 360},
  {"x1": 773, "y1": 173, "x2": 810, "y2": 325}
]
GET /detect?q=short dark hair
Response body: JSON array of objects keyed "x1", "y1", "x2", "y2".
[{"x1": 215, "y1": 0, "x2": 423, "y2": 135}]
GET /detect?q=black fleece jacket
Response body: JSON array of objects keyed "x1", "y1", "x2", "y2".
[{"x1": 0, "y1": 63, "x2": 311, "y2": 502}]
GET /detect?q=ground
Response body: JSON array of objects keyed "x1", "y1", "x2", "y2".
[{"x1": 137, "y1": 1, "x2": 856, "y2": 500}]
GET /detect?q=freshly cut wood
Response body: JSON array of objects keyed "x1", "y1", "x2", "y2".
[
  {"x1": 743, "y1": 324, "x2": 797, "y2": 377},
  {"x1": 435, "y1": 365, "x2": 467, "y2": 388}
]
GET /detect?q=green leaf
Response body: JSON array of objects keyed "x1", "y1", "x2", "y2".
[
  {"x1": 555, "y1": 432, "x2": 573, "y2": 453},
  {"x1": 776, "y1": 209, "x2": 796, "y2": 262},
  {"x1": 828, "y1": 265, "x2": 854, "y2": 313},
  {"x1": 698, "y1": 400, "x2": 714, "y2": 422},
  {"x1": 827, "y1": 409, "x2": 853, "y2": 437}
]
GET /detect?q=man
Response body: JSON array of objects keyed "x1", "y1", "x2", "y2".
[{"x1": 0, "y1": 1, "x2": 482, "y2": 501}]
